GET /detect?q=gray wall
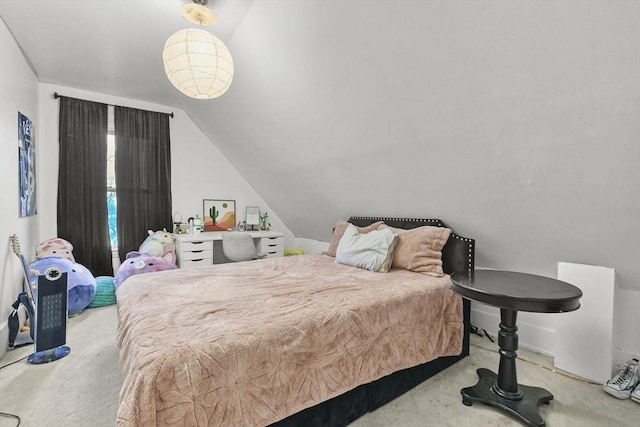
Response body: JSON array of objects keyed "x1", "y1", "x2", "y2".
[
  {"x1": 187, "y1": 1, "x2": 639, "y2": 352},
  {"x1": 3, "y1": 1, "x2": 636, "y2": 357}
]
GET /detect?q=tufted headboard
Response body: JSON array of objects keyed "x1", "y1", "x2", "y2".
[{"x1": 347, "y1": 216, "x2": 475, "y2": 275}]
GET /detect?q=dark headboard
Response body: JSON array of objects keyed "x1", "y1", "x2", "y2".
[{"x1": 348, "y1": 216, "x2": 475, "y2": 275}]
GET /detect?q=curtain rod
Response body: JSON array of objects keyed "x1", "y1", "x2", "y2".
[{"x1": 53, "y1": 92, "x2": 174, "y2": 118}]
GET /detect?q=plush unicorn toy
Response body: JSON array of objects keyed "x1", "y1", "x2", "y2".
[
  {"x1": 114, "y1": 229, "x2": 178, "y2": 288},
  {"x1": 135, "y1": 229, "x2": 176, "y2": 265}
]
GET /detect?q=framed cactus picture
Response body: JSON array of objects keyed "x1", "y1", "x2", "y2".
[{"x1": 203, "y1": 199, "x2": 236, "y2": 231}]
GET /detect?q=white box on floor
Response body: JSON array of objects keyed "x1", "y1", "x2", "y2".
[{"x1": 554, "y1": 262, "x2": 615, "y2": 383}]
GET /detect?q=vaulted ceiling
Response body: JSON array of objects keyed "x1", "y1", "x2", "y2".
[
  {"x1": 2, "y1": 0, "x2": 638, "y2": 265},
  {"x1": 0, "y1": 0, "x2": 253, "y2": 107}
]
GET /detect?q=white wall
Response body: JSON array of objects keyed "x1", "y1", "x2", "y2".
[
  {"x1": 2, "y1": 2, "x2": 639, "y2": 365},
  {"x1": 292, "y1": 237, "x2": 329, "y2": 255},
  {"x1": 1, "y1": 15, "x2": 297, "y2": 359},
  {"x1": 211, "y1": 0, "x2": 640, "y2": 363},
  {"x1": 37, "y1": 83, "x2": 295, "y2": 251},
  {"x1": 0, "y1": 17, "x2": 40, "y2": 358}
]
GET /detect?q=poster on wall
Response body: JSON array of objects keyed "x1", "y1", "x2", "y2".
[
  {"x1": 203, "y1": 199, "x2": 236, "y2": 231},
  {"x1": 18, "y1": 112, "x2": 37, "y2": 217}
]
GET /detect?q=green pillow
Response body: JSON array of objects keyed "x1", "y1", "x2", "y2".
[{"x1": 88, "y1": 276, "x2": 117, "y2": 308}]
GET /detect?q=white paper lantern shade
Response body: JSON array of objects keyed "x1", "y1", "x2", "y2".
[{"x1": 163, "y1": 28, "x2": 234, "y2": 99}]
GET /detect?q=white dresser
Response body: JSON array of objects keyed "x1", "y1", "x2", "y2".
[
  {"x1": 174, "y1": 231, "x2": 284, "y2": 268},
  {"x1": 258, "y1": 234, "x2": 285, "y2": 258}
]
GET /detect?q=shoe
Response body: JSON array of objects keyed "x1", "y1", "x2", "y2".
[
  {"x1": 632, "y1": 382, "x2": 640, "y2": 404},
  {"x1": 603, "y1": 358, "x2": 639, "y2": 399}
]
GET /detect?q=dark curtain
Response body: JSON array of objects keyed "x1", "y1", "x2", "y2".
[
  {"x1": 57, "y1": 97, "x2": 112, "y2": 276},
  {"x1": 114, "y1": 106, "x2": 172, "y2": 260}
]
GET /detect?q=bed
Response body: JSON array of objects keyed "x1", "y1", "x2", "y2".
[{"x1": 116, "y1": 216, "x2": 475, "y2": 426}]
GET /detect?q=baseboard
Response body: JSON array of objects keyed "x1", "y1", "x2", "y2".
[{"x1": 0, "y1": 321, "x2": 8, "y2": 360}]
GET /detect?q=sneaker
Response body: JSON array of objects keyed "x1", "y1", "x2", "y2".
[
  {"x1": 632, "y1": 382, "x2": 640, "y2": 404},
  {"x1": 603, "y1": 358, "x2": 639, "y2": 399}
]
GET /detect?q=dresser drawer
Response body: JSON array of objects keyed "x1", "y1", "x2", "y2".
[
  {"x1": 259, "y1": 236, "x2": 284, "y2": 250},
  {"x1": 181, "y1": 257, "x2": 213, "y2": 268},
  {"x1": 259, "y1": 236, "x2": 284, "y2": 258},
  {"x1": 180, "y1": 240, "x2": 213, "y2": 251},
  {"x1": 176, "y1": 239, "x2": 214, "y2": 268},
  {"x1": 264, "y1": 249, "x2": 283, "y2": 258},
  {"x1": 181, "y1": 249, "x2": 213, "y2": 261}
]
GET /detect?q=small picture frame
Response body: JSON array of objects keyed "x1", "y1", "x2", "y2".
[
  {"x1": 246, "y1": 206, "x2": 260, "y2": 231},
  {"x1": 203, "y1": 199, "x2": 236, "y2": 231}
]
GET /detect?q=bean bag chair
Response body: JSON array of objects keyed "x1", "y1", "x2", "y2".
[{"x1": 88, "y1": 276, "x2": 117, "y2": 308}]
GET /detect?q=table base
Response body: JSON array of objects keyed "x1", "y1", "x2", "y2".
[{"x1": 461, "y1": 368, "x2": 553, "y2": 427}]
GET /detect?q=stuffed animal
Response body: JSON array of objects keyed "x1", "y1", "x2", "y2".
[
  {"x1": 28, "y1": 257, "x2": 96, "y2": 315},
  {"x1": 114, "y1": 254, "x2": 178, "y2": 288},
  {"x1": 35, "y1": 237, "x2": 75, "y2": 262},
  {"x1": 135, "y1": 229, "x2": 176, "y2": 265}
]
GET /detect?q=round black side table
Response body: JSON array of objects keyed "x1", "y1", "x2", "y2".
[{"x1": 450, "y1": 269, "x2": 582, "y2": 427}]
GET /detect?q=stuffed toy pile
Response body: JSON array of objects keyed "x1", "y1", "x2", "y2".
[
  {"x1": 135, "y1": 229, "x2": 177, "y2": 264},
  {"x1": 114, "y1": 229, "x2": 178, "y2": 288},
  {"x1": 29, "y1": 237, "x2": 96, "y2": 315}
]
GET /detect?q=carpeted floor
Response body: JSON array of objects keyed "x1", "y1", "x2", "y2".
[{"x1": 0, "y1": 305, "x2": 637, "y2": 426}]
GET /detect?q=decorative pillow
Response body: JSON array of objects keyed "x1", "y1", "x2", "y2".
[
  {"x1": 375, "y1": 233, "x2": 399, "y2": 273},
  {"x1": 335, "y1": 224, "x2": 398, "y2": 272},
  {"x1": 325, "y1": 220, "x2": 384, "y2": 257},
  {"x1": 379, "y1": 225, "x2": 451, "y2": 277}
]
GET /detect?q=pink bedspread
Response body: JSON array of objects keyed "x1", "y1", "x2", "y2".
[{"x1": 116, "y1": 254, "x2": 463, "y2": 426}]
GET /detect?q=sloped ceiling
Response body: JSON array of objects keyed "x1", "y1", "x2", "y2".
[
  {"x1": 0, "y1": 0, "x2": 254, "y2": 107},
  {"x1": 1, "y1": 1, "x2": 639, "y2": 280}
]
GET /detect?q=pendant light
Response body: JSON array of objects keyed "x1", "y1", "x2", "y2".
[{"x1": 162, "y1": 0, "x2": 234, "y2": 99}]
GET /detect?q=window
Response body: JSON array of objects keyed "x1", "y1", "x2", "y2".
[{"x1": 107, "y1": 132, "x2": 117, "y2": 247}]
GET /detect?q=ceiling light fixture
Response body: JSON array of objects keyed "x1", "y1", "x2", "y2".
[
  {"x1": 181, "y1": 0, "x2": 217, "y2": 26},
  {"x1": 162, "y1": 0, "x2": 234, "y2": 99}
]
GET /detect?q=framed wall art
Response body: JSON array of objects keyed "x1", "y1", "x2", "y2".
[
  {"x1": 203, "y1": 199, "x2": 236, "y2": 231},
  {"x1": 245, "y1": 206, "x2": 260, "y2": 230},
  {"x1": 18, "y1": 112, "x2": 36, "y2": 217}
]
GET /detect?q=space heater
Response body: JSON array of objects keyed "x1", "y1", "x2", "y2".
[{"x1": 27, "y1": 266, "x2": 70, "y2": 364}]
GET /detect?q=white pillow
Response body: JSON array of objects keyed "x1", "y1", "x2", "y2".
[{"x1": 335, "y1": 223, "x2": 398, "y2": 272}]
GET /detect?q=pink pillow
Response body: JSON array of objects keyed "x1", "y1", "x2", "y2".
[
  {"x1": 325, "y1": 220, "x2": 384, "y2": 257},
  {"x1": 378, "y1": 225, "x2": 451, "y2": 277}
]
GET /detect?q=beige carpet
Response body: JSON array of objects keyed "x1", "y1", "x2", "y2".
[{"x1": 0, "y1": 305, "x2": 637, "y2": 426}]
